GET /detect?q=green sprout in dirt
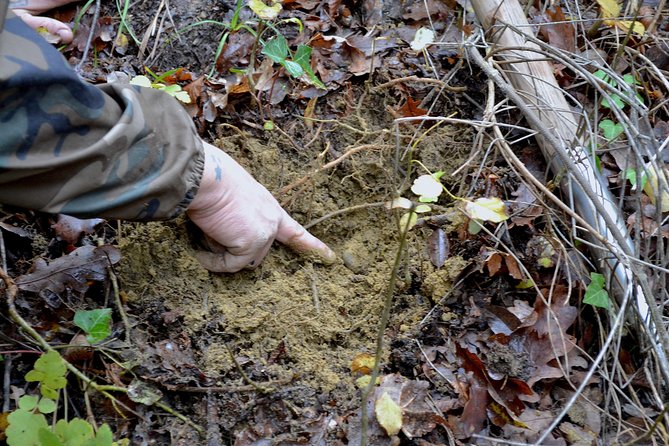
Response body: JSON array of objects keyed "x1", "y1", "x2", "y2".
[
  {"x1": 173, "y1": 0, "x2": 325, "y2": 89},
  {"x1": 250, "y1": 0, "x2": 325, "y2": 89},
  {"x1": 6, "y1": 350, "x2": 126, "y2": 446},
  {"x1": 389, "y1": 161, "x2": 509, "y2": 234}
]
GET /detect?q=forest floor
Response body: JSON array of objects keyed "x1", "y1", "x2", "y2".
[{"x1": 2, "y1": 0, "x2": 669, "y2": 445}]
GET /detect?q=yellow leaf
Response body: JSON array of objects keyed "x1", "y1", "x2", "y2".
[
  {"x1": 355, "y1": 375, "x2": 380, "y2": 389},
  {"x1": 642, "y1": 163, "x2": 669, "y2": 212},
  {"x1": 351, "y1": 353, "x2": 376, "y2": 375},
  {"x1": 375, "y1": 392, "x2": 402, "y2": 436},
  {"x1": 129, "y1": 75, "x2": 152, "y2": 88},
  {"x1": 115, "y1": 32, "x2": 129, "y2": 51},
  {"x1": 248, "y1": 0, "x2": 282, "y2": 20},
  {"x1": 173, "y1": 90, "x2": 192, "y2": 104},
  {"x1": 399, "y1": 212, "x2": 418, "y2": 232},
  {"x1": 596, "y1": 0, "x2": 620, "y2": 18},
  {"x1": 615, "y1": 20, "x2": 646, "y2": 35},
  {"x1": 464, "y1": 197, "x2": 509, "y2": 223}
]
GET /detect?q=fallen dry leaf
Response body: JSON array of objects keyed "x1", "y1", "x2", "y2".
[
  {"x1": 398, "y1": 97, "x2": 428, "y2": 117},
  {"x1": 15, "y1": 245, "x2": 121, "y2": 297}
]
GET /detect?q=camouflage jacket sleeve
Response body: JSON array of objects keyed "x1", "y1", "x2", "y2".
[{"x1": 0, "y1": 10, "x2": 204, "y2": 220}]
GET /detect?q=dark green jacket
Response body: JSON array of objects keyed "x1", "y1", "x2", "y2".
[{"x1": 0, "y1": 9, "x2": 204, "y2": 220}]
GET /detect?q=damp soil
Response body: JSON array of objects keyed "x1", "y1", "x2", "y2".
[{"x1": 117, "y1": 119, "x2": 473, "y2": 434}]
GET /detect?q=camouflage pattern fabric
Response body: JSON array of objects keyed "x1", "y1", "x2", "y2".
[{"x1": 0, "y1": 10, "x2": 204, "y2": 220}]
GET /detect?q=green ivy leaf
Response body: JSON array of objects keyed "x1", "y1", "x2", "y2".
[
  {"x1": 583, "y1": 272, "x2": 610, "y2": 308},
  {"x1": 280, "y1": 60, "x2": 303, "y2": 78},
  {"x1": 74, "y1": 308, "x2": 112, "y2": 344},
  {"x1": 261, "y1": 35, "x2": 288, "y2": 63},
  {"x1": 293, "y1": 45, "x2": 326, "y2": 89},
  {"x1": 623, "y1": 168, "x2": 648, "y2": 190},
  {"x1": 25, "y1": 351, "x2": 67, "y2": 399},
  {"x1": 599, "y1": 119, "x2": 623, "y2": 141},
  {"x1": 6, "y1": 408, "x2": 49, "y2": 446}
]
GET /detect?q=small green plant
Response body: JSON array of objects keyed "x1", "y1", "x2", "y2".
[
  {"x1": 583, "y1": 272, "x2": 610, "y2": 308},
  {"x1": 6, "y1": 350, "x2": 125, "y2": 445},
  {"x1": 73, "y1": 308, "x2": 112, "y2": 344},
  {"x1": 599, "y1": 118, "x2": 623, "y2": 141},
  {"x1": 390, "y1": 163, "x2": 509, "y2": 235},
  {"x1": 129, "y1": 67, "x2": 192, "y2": 104},
  {"x1": 593, "y1": 70, "x2": 644, "y2": 110}
]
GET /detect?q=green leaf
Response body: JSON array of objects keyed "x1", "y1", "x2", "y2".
[
  {"x1": 583, "y1": 272, "x2": 610, "y2": 308},
  {"x1": 516, "y1": 278, "x2": 535, "y2": 289},
  {"x1": 38, "y1": 428, "x2": 63, "y2": 446},
  {"x1": 54, "y1": 418, "x2": 95, "y2": 444},
  {"x1": 599, "y1": 119, "x2": 623, "y2": 141},
  {"x1": 74, "y1": 308, "x2": 112, "y2": 344},
  {"x1": 414, "y1": 204, "x2": 431, "y2": 213},
  {"x1": 248, "y1": 0, "x2": 282, "y2": 20},
  {"x1": 601, "y1": 93, "x2": 624, "y2": 109},
  {"x1": 6, "y1": 408, "x2": 49, "y2": 446},
  {"x1": 25, "y1": 351, "x2": 67, "y2": 399},
  {"x1": 594, "y1": 69, "x2": 616, "y2": 86},
  {"x1": 18, "y1": 395, "x2": 39, "y2": 411},
  {"x1": 622, "y1": 74, "x2": 638, "y2": 85},
  {"x1": 375, "y1": 392, "x2": 402, "y2": 436},
  {"x1": 38, "y1": 397, "x2": 57, "y2": 414},
  {"x1": 89, "y1": 424, "x2": 114, "y2": 446},
  {"x1": 293, "y1": 44, "x2": 311, "y2": 68},
  {"x1": 280, "y1": 60, "x2": 303, "y2": 78},
  {"x1": 467, "y1": 219, "x2": 482, "y2": 234},
  {"x1": 623, "y1": 168, "x2": 648, "y2": 190},
  {"x1": 293, "y1": 45, "x2": 326, "y2": 89},
  {"x1": 261, "y1": 35, "x2": 288, "y2": 63}
]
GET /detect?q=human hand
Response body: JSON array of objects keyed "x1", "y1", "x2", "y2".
[{"x1": 187, "y1": 142, "x2": 337, "y2": 272}]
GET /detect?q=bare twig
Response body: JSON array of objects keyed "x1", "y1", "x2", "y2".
[{"x1": 277, "y1": 144, "x2": 388, "y2": 197}]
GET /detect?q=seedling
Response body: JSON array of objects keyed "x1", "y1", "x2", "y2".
[
  {"x1": 129, "y1": 68, "x2": 192, "y2": 104},
  {"x1": 599, "y1": 119, "x2": 623, "y2": 141},
  {"x1": 583, "y1": 272, "x2": 610, "y2": 308},
  {"x1": 593, "y1": 70, "x2": 644, "y2": 110},
  {"x1": 390, "y1": 163, "x2": 509, "y2": 234},
  {"x1": 6, "y1": 350, "x2": 126, "y2": 445},
  {"x1": 73, "y1": 308, "x2": 112, "y2": 344}
]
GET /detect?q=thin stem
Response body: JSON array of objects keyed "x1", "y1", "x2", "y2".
[{"x1": 360, "y1": 210, "x2": 412, "y2": 445}]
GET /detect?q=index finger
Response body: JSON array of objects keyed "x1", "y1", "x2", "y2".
[{"x1": 276, "y1": 213, "x2": 337, "y2": 265}]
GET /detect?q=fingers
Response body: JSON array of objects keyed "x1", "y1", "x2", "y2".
[
  {"x1": 194, "y1": 240, "x2": 273, "y2": 273},
  {"x1": 14, "y1": 11, "x2": 74, "y2": 43},
  {"x1": 276, "y1": 212, "x2": 337, "y2": 265}
]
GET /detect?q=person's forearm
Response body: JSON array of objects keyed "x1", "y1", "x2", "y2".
[{"x1": 0, "y1": 10, "x2": 203, "y2": 220}]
